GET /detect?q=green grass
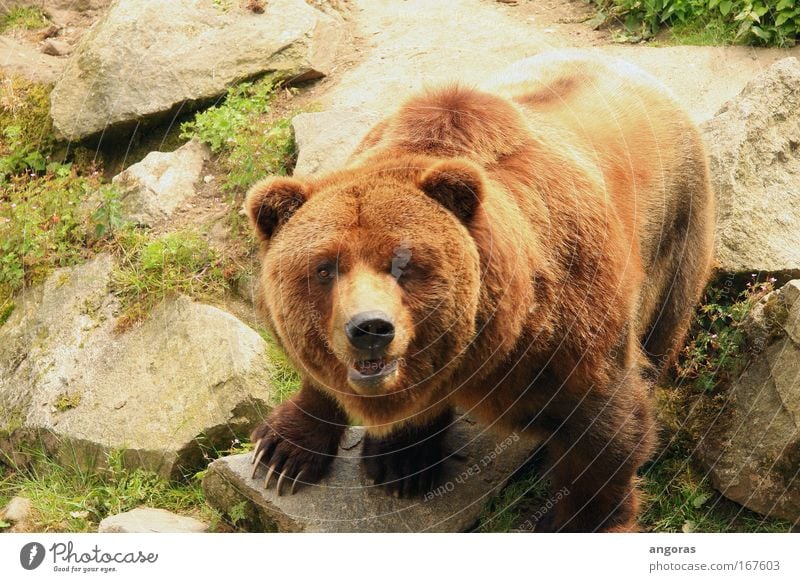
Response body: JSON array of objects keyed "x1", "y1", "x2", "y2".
[
  {"x1": 0, "y1": 7, "x2": 48, "y2": 33},
  {"x1": 0, "y1": 448, "x2": 221, "y2": 533},
  {"x1": 180, "y1": 75, "x2": 301, "y2": 193},
  {"x1": 639, "y1": 445, "x2": 793, "y2": 532},
  {"x1": 0, "y1": 169, "x2": 99, "y2": 303},
  {"x1": 257, "y1": 327, "x2": 303, "y2": 403},
  {"x1": 478, "y1": 468, "x2": 550, "y2": 532},
  {"x1": 109, "y1": 229, "x2": 231, "y2": 329},
  {"x1": 661, "y1": 17, "x2": 739, "y2": 44}
]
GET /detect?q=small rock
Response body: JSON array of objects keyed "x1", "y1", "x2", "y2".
[
  {"x1": 98, "y1": 507, "x2": 208, "y2": 533},
  {"x1": 2, "y1": 497, "x2": 32, "y2": 524},
  {"x1": 0, "y1": 37, "x2": 62, "y2": 85},
  {"x1": 41, "y1": 39, "x2": 73, "y2": 57},
  {"x1": 203, "y1": 417, "x2": 535, "y2": 532},
  {"x1": 40, "y1": 24, "x2": 62, "y2": 40},
  {"x1": 112, "y1": 140, "x2": 211, "y2": 227}
]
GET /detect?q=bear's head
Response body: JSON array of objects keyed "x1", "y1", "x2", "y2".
[{"x1": 246, "y1": 156, "x2": 485, "y2": 426}]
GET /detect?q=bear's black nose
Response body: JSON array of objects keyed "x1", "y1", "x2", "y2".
[{"x1": 345, "y1": 311, "x2": 395, "y2": 351}]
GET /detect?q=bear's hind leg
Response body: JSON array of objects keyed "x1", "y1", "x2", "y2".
[{"x1": 540, "y1": 368, "x2": 655, "y2": 532}]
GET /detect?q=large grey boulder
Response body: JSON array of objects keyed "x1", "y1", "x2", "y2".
[
  {"x1": 291, "y1": 108, "x2": 379, "y2": 177},
  {"x1": 50, "y1": 0, "x2": 343, "y2": 141},
  {"x1": 0, "y1": 255, "x2": 276, "y2": 479},
  {"x1": 203, "y1": 418, "x2": 535, "y2": 532},
  {"x1": 701, "y1": 57, "x2": 800, "y2": 277},
  {"x1": 694, "y1": 280, "x2": 800, "y2": 524},
  {"x1": 113, "y1": 140, "x2": 211, "y2": 227}
]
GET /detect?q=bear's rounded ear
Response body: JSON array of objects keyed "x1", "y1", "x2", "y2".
[
  {"x1": 245, "y1": 177, "x2": 310, "y2": 241},
  {"x1": 417, "y1": 159, "x2": 484, "y2": 223}
]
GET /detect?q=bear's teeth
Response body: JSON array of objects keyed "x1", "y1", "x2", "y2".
[{"x1": 355, "y1": 359, "x2": 386, "y2": 376}]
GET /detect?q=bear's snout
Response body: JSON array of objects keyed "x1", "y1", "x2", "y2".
[{"x1": 344, "y1": 310, "x2": 395, "y2": 351}]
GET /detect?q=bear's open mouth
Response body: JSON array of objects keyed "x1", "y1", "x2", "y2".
[{"x1": 348, "y1": 358, "x2": 399, "y2": 383}]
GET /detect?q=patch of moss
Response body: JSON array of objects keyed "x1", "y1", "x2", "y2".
[
  {"x1": 54, "y1": 392, "x2": 81, "y2": 412},
  {"x1": 0, "y1": 405, "x2": 25, "y2": 440}
]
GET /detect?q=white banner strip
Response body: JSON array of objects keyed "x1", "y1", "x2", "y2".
[{"x1": 1, "y1": 533, "x2": 797, "y2": 581}]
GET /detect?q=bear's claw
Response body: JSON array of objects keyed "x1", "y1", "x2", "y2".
[
  {"x1": 251, "y1": 449, "x2": 265, "y2": 479},
  {"x1": 249, "y1": 403, "x2": 341, "y2": 496},
  {"x1": 263, "y1": 464, "x2": 276, "y2": 489}
]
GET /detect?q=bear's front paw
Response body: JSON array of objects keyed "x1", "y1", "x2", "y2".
[
  {"x1": 250, "y1": 404, "x2": 341, "y2": 496},
  {"x1": 361, "y1": 412, "x2": 452, "y2": 498}
]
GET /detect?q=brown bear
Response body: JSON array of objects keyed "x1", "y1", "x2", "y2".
[{"x1": 245, "y1": 51, "x2": 715, "y2": 532}]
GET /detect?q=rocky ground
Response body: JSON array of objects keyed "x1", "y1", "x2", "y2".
[{"x1": 1, "y1": 0, "x2": 799, "y2": 532}]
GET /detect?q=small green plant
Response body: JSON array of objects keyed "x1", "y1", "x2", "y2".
[
  {"x1": 228, "y1": 501, "x2": 247, "y2": 525},
  {"x1": 110, "y1": 230, "x2": 229, "y2": 327},
  {"x1": 181, "y1": 76, "x2": 299, "y2": 191},
  {"x1": 674, "y1": 276, "x2": 774, "y2": 393},
  {"x1": 0, "y1": 6, "x2": 48, "y2": 33},
  {"x1": 90, "y1": 185, "x2": 125, "y2": 239},
  {"x1": 592, "y1": 0, "x2": 800, "y2": 46}
]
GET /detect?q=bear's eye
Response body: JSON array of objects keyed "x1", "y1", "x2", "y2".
[{"x1": 316, "y1": 261, "x2": 336, "y2": 282}]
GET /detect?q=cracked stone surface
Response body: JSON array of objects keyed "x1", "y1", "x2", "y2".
[{"x1": 203, "y1": 417, "x2": 535, "y2": 532}]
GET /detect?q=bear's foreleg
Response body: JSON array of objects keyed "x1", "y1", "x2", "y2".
[
  {"x1": 251, "y1": 380, "x2": 347, "y2": 495},
  {"x1": 361, "y1": 407, "x2": 454, "y2": 498}
]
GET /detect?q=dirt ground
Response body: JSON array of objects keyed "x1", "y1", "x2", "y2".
[{"x1": 303, "y1": 0, "x2": 800, "y2": 123}]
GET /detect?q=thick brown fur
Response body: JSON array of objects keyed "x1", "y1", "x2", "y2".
[{"x1": 245, "y1": 51, "x2": 715, "y2": 532}]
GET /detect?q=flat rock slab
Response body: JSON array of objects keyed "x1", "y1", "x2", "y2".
[
  {"x1": 203, "y1": 418, "x2": 535, "y2": 532},
  {"x1": 98, "y1": 507, "x2": 208, "y2": 533}
]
